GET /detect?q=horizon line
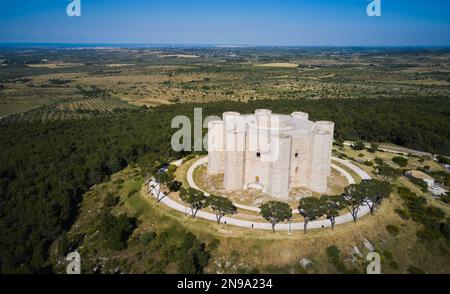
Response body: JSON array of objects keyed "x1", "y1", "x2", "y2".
[{"x1": 1, "y1": 42, "x2": 450, "y2": 49}]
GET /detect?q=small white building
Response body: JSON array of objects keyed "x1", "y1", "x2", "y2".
[
  {"x1": 443, "y1": 164, "x2": 450, "y2": 172},
  {"x1": 207, "y1": 109, "x2": 335, "y2": 200},
  {"x1": 406, "y1": 170, "x2": 448, "y2": 196}
]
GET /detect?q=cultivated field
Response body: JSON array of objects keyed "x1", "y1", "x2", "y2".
[{"x1": 1, "y1": 47, "x2": 450, "y2": 121}]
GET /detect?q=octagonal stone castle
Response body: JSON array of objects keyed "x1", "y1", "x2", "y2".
[{"x1": 207, "y1": 109, "x2": 335, "y2": 200}]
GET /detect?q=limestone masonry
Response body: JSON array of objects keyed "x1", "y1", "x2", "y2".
[{"x1": 207, "y1": 109, "x2": 335, "y2": 200}]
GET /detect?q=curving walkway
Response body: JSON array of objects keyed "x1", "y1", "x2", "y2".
[
  {"x1": 146, "y1": 156, "x2": 373, "y2": 231},
  {"x1": 332, "y1": 163, "x2": 356, "y2": 185},
  {"x1": 332, "y1": 157, "x2": 371, "y2": 180},
  {"x1": 186, "y1": 156, "x2": 361, "y2": 213},
  {"x1": 148, "y1": 178, "x2": 370, "y2": 231}
]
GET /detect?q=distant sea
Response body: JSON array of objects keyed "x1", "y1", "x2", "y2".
[
  {"x1": 0, "y1": 43, "x2": 219, "y2": 49},
  {"x1": 0, "y1": 43, "x2": 448, "y2": 50}
]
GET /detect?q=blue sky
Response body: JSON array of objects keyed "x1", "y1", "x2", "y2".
[{"x1": 0, "y1": 0, "x2": 449, "y2": 46}]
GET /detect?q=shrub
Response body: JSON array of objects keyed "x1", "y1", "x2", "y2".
[
  {"x1": 441, "y1": 194, "x2": 450, "y2": 204},
  {"x1": 382, "y1": 250, "x2": 393, "y2": 261},
  {"x1": 397, "y1": 187, "x2": 447, "y2": 242},
  {"x1": 430, "y1": 171, "x2": 450, "y2": 187},
  {"x1": 150, "y1": 225, "x2": 211, "y2": 273},
  {"x1": 326, "y1": 245, "x2": 347, "y2": 273},
  {"x1": 326, "y1": 245, "x2": 340, "y2": 259},
  {"x1": 168, "y1": 180, "x2": 182, "y2": 192},
  {"x1": 207, "y1": 239, "x2": 220, "y2": 252},
  {"x1": 386, "y1": 225, "x2": 400, "y2": 236},
  {"x1": 408, "y1": 176, "x2": 428, "y2": 192},
  {"x1": 104, "y1": 193, "x2": 120, "y2": 207},
  {"x1": 334, "y1": 138, "x2": 344, "y2": 147},
  {"x1": 351, "y1": 141, "x2": 365, "y2": 151},
  {"x1": 374, "y1": 157, "x2": 384, "y2": 165},
  {"x1": 437, "y1": 156, "x2": 450, "y2": 165},
  {"x1": 377, "y1": 164, "x2": 401, "y2": 181},
  {"x1": 113, "y1": 178, "x2": 125, "y2": 185},
  {"x1": 389, "y1": 261, "x2": 399, "y2": 270},
  {"x1": 128, "y1": 189, "x2": 138, "y2": 197},
  {"x1": 398, "y1": 187, "x2": 424, "y2": 202},
  {"x1": 392, "y1": 156, "x2": 408, "y2": 167},
  {"x1": 58, "y1": 232, "x2": 70, "y2": 257},
  {"x1": 367, "y1": 143, "x2": 379, "y2": 153},
  {"x1": 394, "y1": 208, "x2": 410, "y2": 220},
  {"x1": 409, "y1": 205, "x2": 445, "y2": 227},
  {"x1": 417, "y1": 227, "x2": 441, "y2": 242},
  {"x1": 364, "y1": 161, "x2": 374, "y2": 166},
  {"x1": 441, "y1": 219, "x2": 450, "y2": 240},
  {"x1": 167, "y1": 165, "x2": 178, "y2": 174},
  {"x1": 140, "y1": 231, "x2": 157, "y2": 245},
  {"x1": 175, "y1": 232, "x2": 210, "y2": 274},
  {"x1": 98, "y1": 211, "x2": 136, "y2": 250},
  {"x1": 184, "y1": 154, "x2": 196, "y2": 162}
]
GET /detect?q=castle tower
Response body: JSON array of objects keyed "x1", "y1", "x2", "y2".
[
  {"x1": 207, "y1": 120, "x2": 225, "y2": 175},
  {"x1": 223, "y1": 112, "x2": 246, "y2": 191},
  {"x1": 255, "y1": 109, "x2": 272, "y2": 128},
  {"x1": 315, "y1": 121, "x2": 335, "y2": 176},
  {"x1": 255, "y1": 109, "x2": 272, "y2": 153},
  {"x1": 290, "y1": 133, "x2": 312, "y2": 188},
  {"x1": 309, "y1": 121, "x2": 334, "y2": 193},
  {"x1": 291, "y1": 111, "x2": 309, "y2": 121},
  {"x1": 290, "y1": 112, "x2": 312, "y2": 188},
  {"x1": 267, "y1": 133, "x2": 292, "y2": 200}
]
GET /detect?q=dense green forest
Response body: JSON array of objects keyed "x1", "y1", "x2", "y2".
[{"x1": 0, "y1": 96, "x2": 449, "y2": 273}]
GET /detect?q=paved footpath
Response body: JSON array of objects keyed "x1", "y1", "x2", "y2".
[
  {"x1": 332, "y1": 157, "x2": 372, "y2": 180},
  {"x1": 148, "y1": 156, "x2": 372, "y2": 231}
]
